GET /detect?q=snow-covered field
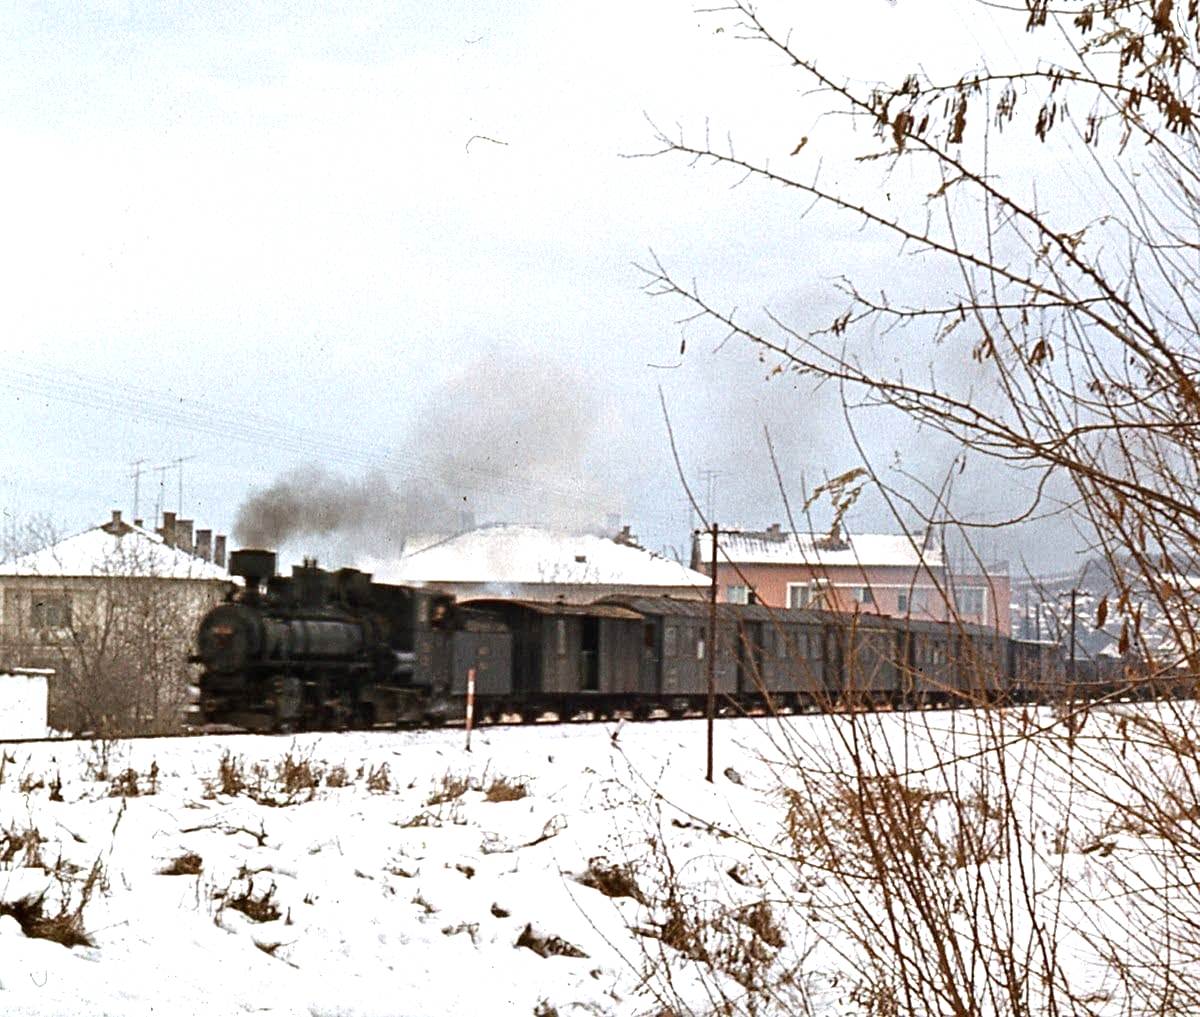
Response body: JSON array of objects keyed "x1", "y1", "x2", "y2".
[{"x1": 1, "y1": 708, "x2": 1199, "y2": 1016}]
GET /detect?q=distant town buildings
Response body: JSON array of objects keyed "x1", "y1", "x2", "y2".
[
  {"x1": 0, "y1": 510, "x2": 231, "y2": 732},
  {"x1": 358, "y1": 523, "x2": 710, "y2": 604},
  {"x1": 692, "y1": 523, "x2": 1011, "y2": 636}
]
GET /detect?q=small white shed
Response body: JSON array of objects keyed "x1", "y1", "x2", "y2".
[{"x1": 0, "y1": 668, "x2": 50, "y2": 740}]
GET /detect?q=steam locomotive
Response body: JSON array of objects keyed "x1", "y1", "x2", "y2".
[
  {"x1": 192, "y1": 549, "x2": 1150, "y2": 733},
  {"x1": 194, "y1": 549, "x2": 455, "y2": 730}
]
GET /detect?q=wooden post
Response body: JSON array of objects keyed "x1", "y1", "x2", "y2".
[
  {"x1": 465, "y1": 667, "x2": 476, "y2": 752},
  {"x1": 1068, "y1": 589, "x2": 1077, "y2": 689},
  {"x1": 707, "y1": 522, "x2": 718, "y2": 783}
]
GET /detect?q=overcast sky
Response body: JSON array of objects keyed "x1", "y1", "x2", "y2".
[{"x1": 0, "y1": 1, "x2": 1101, "y2": 571}]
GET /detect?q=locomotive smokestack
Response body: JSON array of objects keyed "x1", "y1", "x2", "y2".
[{"x1": 228, "y1": 549, "x2": 277, "y2": 592}]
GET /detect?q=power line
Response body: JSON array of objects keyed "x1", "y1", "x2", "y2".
[{"x1": 0, "y1": 355, "x2": 687, "y2": 534}]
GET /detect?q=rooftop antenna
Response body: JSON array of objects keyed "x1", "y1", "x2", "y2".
[
  {"x1": 129, "y1": 459, "x2": 147, "y2": 521},
  {"x1": 698, "y1": 468, "x2": 723, "y2": 522},
  {"x1": 152, "y1": 462, "x2": 172, "y2": 528},
  {"x1": 169, "y1": 455, "x2": 196, "y2": 515}
]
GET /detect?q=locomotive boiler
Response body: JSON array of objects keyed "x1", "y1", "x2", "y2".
[{"x1": 194, "y1": 549, "x2": 454, "y2": 731}]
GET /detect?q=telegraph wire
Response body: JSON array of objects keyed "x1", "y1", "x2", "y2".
[{"x1": 0, "y1": 356, "x2": 689, "y2": 535}]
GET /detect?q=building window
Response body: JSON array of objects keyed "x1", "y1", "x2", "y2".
[
  {"x1": 786, "y1": 584, "x2": 809, "y2": 609},
  {"x1": 858, "y1": 587, "x2": 874, "y2": 606},
  {"x1": 955, "y1": 588, "x2": 986, "y2": 617},
  {"x1": 727, "y1": 585, "x2": 749, "y2": 605},
  {"x1": 897, "y1": 593, "x2": 908, "y2": 613},
  {"x1": 31, "y1": 594, "x2": 71, "y2": 630}
]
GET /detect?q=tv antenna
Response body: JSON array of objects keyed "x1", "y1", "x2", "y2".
[
  {"x1": 129, "y1": 459, "x2": 148, "y2": 521},
  {"x1": 169, "y1": 455, "x2": 196, "y2": 515}
]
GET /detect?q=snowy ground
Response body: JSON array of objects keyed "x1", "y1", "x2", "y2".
[{"x1": 1, "y1": 707, "x2": 1198, "y2": 1016}]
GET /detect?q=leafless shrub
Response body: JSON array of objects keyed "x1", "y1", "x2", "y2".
[{"x1": 324, "y1": 765, "x2": 350, "y2": 788}]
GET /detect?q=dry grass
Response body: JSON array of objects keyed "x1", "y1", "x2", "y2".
[
  {"x1": 516, "y1": 923, "x2": 588, "y2": 958},
  {"x1": 225, "y1": 882, "x2": 281, "y2": 924},
  {"x1": 366, "y1": 762, "x2": 391, "y2": 794},
  {"x1": 577, "y1": 857, "x2": 646, "y2": 903},
  {"x1": 108, "y1": 762, "x2": 159, "y2": 798},
  {"x1": 0, "y1": 894, "x2": 94, "y2": 948},
  {"x1": 484, "y1": 776, "x2": 528, "y2": 803},
  {"x1": 0, "y1": 859, "x2": 104, "y2": 949},
  {"x1": 426, "y1": 772, "x2": 470, "y2": 806},
  {"x1": 159, "y1": 852, "x2": 203, "y2": 876},
  {"x1": 0, "y1": 823, "x2": 46, "y2": 868}
]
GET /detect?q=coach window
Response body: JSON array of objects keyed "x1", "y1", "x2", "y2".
[
  {"x1": 664, "y1": 625, "x2": 677, "y2": 657},
  {"x1": 726, "y1": 585, "x2": 749, "y2": 605},
  {"x1": 556, "y1": 619, "x2": 567, "y2": 656}
]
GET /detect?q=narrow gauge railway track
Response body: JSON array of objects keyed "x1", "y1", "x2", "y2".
[
  {"x1": 1, "y1": 682, "x2": 1157, "y2": 749},
  {"x1": 0, "y1": 705, "x2": 732, "y2": 748}
]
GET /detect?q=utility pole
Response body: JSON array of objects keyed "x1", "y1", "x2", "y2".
[
  {"x1": 707, "y1": 521, "x2": 718, "y2": 783},
  {"x1": 1069, "y1": 588, "x2": 1078, "y2": 687}
]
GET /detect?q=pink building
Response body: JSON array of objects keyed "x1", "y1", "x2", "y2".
[{"x1": 691, "y1": 524, "x2": 1011, "y2": 636}]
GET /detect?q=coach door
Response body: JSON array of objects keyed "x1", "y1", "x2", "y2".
[
  {"x1": 639, "y1": 618, "x2": 662, "y2": 694},
  {"x1": 736, "y1": 620, "x2": 765, "y2": 695}
]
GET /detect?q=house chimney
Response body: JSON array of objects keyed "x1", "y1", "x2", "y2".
[
  {"x1": 196, "y1": 529, "x2": 212, "y2": 561},
  {"x1": 101, "y1": 509, "x2": 127, "y2": 535},
  {"x1": 176, "y1": 519, "x2": 194, "y2": 553},
  {"x1": 161, "y1": 511, "x2": 177, "y2": 547},
  {"x1": 766, "y1": 522, "x2": 784, "y2": 540},
  {"x1": 133, "y1": 518, "x2": 143, "y2": 529},
  {"x1": 214, "y1": 535, "x2": 227, "y2": 569},
  {"x1": 613, "y1": 525, "x2": 641, "y2": 548}
]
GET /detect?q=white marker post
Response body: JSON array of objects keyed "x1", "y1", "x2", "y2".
[{"x1": 465, "y1": 667, "x2": 477, "y2": 752}]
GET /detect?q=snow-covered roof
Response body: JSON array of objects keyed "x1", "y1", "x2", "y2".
[
  {"x1": 359, "y1": 525, "x2": 710, "y2": 589},
  {"x1": 695, "y1": 527, "x2": 944, "y2": 569},
  {"x1": 0, "y1": 520, "x2": 231, "y2": 581}
]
